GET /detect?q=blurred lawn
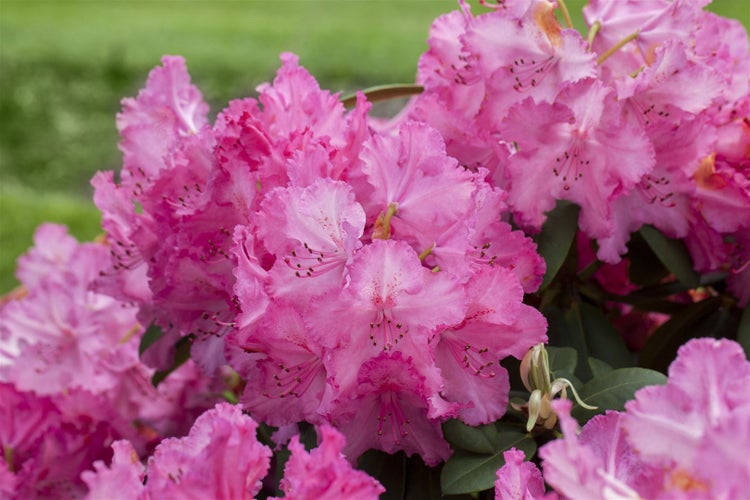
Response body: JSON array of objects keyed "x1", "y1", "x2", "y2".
[{"x1": 1, "y1": 0, "x2": 748, "y2": 292}]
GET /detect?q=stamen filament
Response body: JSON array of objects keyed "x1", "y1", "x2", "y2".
[
  {"x1": 597, "y1": 30, "x2": 640, "y2": 66},
  {"x1": 586, "y1": 21, "x2": 602, "y2": 51},
  {"x1": 556, "y1": 0, "x2": 574, "y2": 29},
  {"x1": 418, "y1": 243, "x2": 435, "y2": 261}
]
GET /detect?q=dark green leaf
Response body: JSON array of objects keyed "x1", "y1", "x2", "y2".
[
  {"x1": 639, "y1": 225, "x2": 699, "y2": 288},
  {"x1": 151, "y1": 334, "x2": 193, "y2": 387},
  {"x1": 358, "y1": 450, "x2": 406, "y2": 500},
  {"x1": 571, "y1": 367, "x2": 667, "y2": 424},
  {"x1": 545, "y1": 305, "x2": 592, "y2": 382},
  {"x1": 535, "y1": 201, "x2": 580, "y2": 290},
  {"x1": 441, "y1": 433, "x2": 536, "y2": 495},
  {"x1": 627, "y1": 230, "x2": 670, "y2": 286},
  {"x1": 340, "y1": 83, "x2": 423, "y2": 108},
  {"x1": 546, "y1": 346, "x2": 578, "y2": 376},
  {"x1": 577, "y1": 302, "x2": 633, "y2": 369},
  {"x1": 138, "y1": 322, "x2": 164, "y2": 356},
  {"x1": 443, "y1": 420, "x2": 499, "y2": 455},
  {"x1": 404, "y1": 456, "x2": 447, "y2": 500},
  {"x1": 738, "y1": 305, "x2": 750, "y2": 360},
  {"x1": 639, "y1": 297, "x2": 721, "y2": 373},
  {"x1": 588, "y1": 357, "x2": 613, "y2": 378}
]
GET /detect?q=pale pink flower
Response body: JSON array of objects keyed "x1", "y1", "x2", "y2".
[
  {"x1": 500, "y1": 79, "x2": 654, "y2": 240},
  {"x1": 435, "y1": 267, "x2": 547, "y2": 425},
  {"x1": 623, "y1": 338, "x2": 750, "y2": 494},
  {"x1": 494, "y1": 448, "x2": 547, "y2": 500}
]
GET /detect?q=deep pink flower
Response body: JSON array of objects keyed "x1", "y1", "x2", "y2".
[
  {"x1": 257, "y1": 178, "x2": 366, "y2": 302},
  {"x1": 332, "y1": 352, "x2": 452, "y2": 466},
  {"x1": 308, "y1": 239, "x2": 465, "y2": 394},
  {"x1": 232, "y1": 302, "x2": 332, "y2": 427},
  {"x1": 144, "y1": 403, "x2": 272, "y2": 499},
  {"x1": 274, "y1": 425, "x2": 385, "y2": 500},
  {"x1": 82, "y1": 441, "x2": 145, "y2": 500}
]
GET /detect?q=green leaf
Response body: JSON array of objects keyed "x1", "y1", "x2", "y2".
[
  {"x1": 340, "y1": 83, "x2": 423, "y2": 108},
  {"x1": 626, "y1": 230, "x2": 670, "y2": 286},
  {"x1": 639, "y1": 297, "x2": 721, "y2": 373},
  {"x1": 577, "y1": 302, "x2": 633, "y2": 369},
  {"x1": 588, "y1": 357, "x2": 613, "y2": 378},
  {"x1": 535, "y1": 201, "x2": 580, "y2": 290},
  {"x1": 138, "y1": 322, "x2": 164, "y2": 356},
  {"x1": 639, "y1": 225, "x2": 699, "y2": 288},
  {"x1": 358, "y1": 450, "x2": 406, "y2": 500},
  {"x1": 738, "y1": 305, "x2": 750, "y2": 360},
  {"x1": 571, "y1": 367, "x2": 667, "y2": 424},
  {"x1": 151, "y1": 334, "x2": 193, "y2": 387},
  {"x1": 442, "y1": 420, "x2": 499, "y2": 455},
  {"x1": 545, "y1": 305, "x2": 592, "y2": 382},
  {"x1": 546, "y1": 346, "x2": 578, "y2": 376},
  {"x1": 441, "y1": 432, "x2": 536, "y2": 495}
]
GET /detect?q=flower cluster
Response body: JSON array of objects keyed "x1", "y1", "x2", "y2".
[
  {"x1": 83, "y1": 403, "x2": 385, "y2": 499},
  {"x1": 495, "y1": 337, "x2": 750, "y2": 499},
  {"x1": 0, "y1": 225, "x2": 216, "y2": 498},
  {"x1": 93, "y1": 53, "x2": 548, "y2": 464},
  {"x1": 410, "y1": 0, "x2": 750, "y2": 304}
]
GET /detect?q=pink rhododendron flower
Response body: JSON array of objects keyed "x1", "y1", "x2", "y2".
[
  {"x1": 143, "y1": 403, "x2": 272, "y2": 499},
  {"x1": 623, "y1": 338, "x2": 750, "y2": 497},
  {"x1": 274, "y1": 425, "x2": 385, "y2": 500},
  {"x1": 500, "y1": 78, "x2": 654, "y2": 240},
  {"x1": 538, "y1": 338, "x2": 750, "y2": 499},
  {"x1": 332, "y1": 352, "x2": 452, "y2": 466},
  {"x1": 494, "y1": 448, "x2": 547, "y2": 500}
]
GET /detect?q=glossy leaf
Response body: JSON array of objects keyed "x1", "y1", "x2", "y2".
[
  {"x1": 536, "y1": 201, "x2": 580, "y2": 290},
  {"x1": 571, "y1": 367, "x2": 667, "y2": 424},
  {"x1": 441, "y1": 432, "x2": 536, "y2": 495},
  {"x1": 546, "y1": 346, "x2": 578, "y2": 376},
  {"x1": 639, "y1": 297, "x2": 721, "y2": 373},
  {"x1": 639, "y1": 225, "x2": 699, "y2": 288},
  {"x1": 358, "y1": 450, "x2": 406, "y2": 500},
  {"x1": 577, "y1": 302, "x2": 633, "y2": 369},
  {"x1": 588, "y1": 357, "x2": 613, "y2": 378},
  {"x1": 545, "y1": 305, "x2": 592, "y2": 382},
  {"x1": 443, "y1": 420, "x2": 499, "y2": 455}
]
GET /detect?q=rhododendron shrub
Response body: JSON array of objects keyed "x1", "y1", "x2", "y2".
[{"x1": 2, "y1": 0, "x2": 749, "y2": 498}]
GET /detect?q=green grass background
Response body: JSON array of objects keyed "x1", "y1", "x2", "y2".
[{"x1": 1, "y1": 0, "x2": 748, "y2": 292}]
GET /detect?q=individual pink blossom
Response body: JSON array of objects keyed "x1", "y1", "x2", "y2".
[
  {"x1": 434, "y1": 267, "x2": 547, "y2": 425},
  {"x1": 307, "y1": 239, "x2": 465, "y2": 394},
  {"x1": 494, "y1": 448, "x2": 546, "y2": 500},
  {"x1": 540, "y1": 400, "x2": 663, "y2": 499},
  {"x1": 257, "y1": 178, "x2": 366, "y2": 302},
  {"x1": 231, "y1": 302, "x2": 332, "y2": 427},
  {"x1": 143, "y1": 403, "x2": 272, "y2": 499},
  {"x1": 499, "y1": 79, "x2": 654, "y2": 241},
  {"x1": 274, "y1": 425, "x2": 385, "y2": 500},
  {"x1": 622, "y1": 338, "x2": 750, "y2": 494},
  {"x1": 82, "y1": 440, "x2": 146, "y2": 500},
  {"x1": 332, "y1": 352, "x2": 452, "y2": 466}
]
